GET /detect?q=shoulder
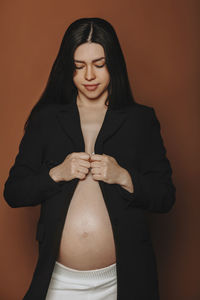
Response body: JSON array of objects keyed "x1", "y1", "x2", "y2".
[
  {"x1": 126, "y1": 103, "x2": 161, "y2": 134},
  {"x1": 37, "y1": 103, "x2": 62, "y2": 118},
  {"x1": 30, "y1": 104, "x2": 63, "y2": 124},
  {"x1": 127, "y1": 102, "x2": 155, "y2": 120},
  {"x1": 27, "y1": 104, "x2": 62, "y2": 132}
]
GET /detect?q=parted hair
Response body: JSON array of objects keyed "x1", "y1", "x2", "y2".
[{"x1": 24, "y1": 17, "x2": 137, "y2": 130}]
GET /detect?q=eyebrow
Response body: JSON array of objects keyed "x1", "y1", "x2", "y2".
[{"x1": 74, "y1": 57, "x2": 106, "y2": 63}]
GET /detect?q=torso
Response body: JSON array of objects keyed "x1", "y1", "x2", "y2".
[{"x1": 56, "y1": 104, "x2": 116, "y2": 270}]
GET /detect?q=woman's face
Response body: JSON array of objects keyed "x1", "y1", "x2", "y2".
[{"x1": 73, "y1": 42, "x2": 110, "y2": 101}]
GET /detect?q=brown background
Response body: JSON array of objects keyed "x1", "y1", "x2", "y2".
[{"x1": 1, "y1": 1, "x2": 199, "y2": 299}]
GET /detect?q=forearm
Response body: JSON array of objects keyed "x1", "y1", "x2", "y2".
[{"x1": 4, "y1": 163, "x2": 62, "y2": 208}]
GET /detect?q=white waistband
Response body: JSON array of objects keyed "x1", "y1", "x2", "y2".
[{"x1": 53, "y1": 261, "x2": 117, "y2": 281}]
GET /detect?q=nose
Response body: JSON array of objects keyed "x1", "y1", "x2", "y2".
[{"x1": 85, "y1": 65, "x2": 96, "y2": 81}]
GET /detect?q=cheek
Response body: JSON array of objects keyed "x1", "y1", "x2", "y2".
[
  {"x1": 100, "y1": 70, "x2": 110, "y2": 85},
  {"x1": 73, "y1": 74, "x2": 81, "y2": 87}
]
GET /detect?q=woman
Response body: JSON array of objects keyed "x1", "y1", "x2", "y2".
[{"x1": 4, "y1": 18, "x2": 176, "y2": 300}]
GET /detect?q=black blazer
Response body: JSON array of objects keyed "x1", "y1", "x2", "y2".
[{"x1": 3, "y1": 98, "x2": 176, "y2": 300}]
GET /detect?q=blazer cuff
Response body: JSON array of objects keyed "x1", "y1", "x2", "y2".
[
  {"x1": 38, "y1": 161, "x2": 68, "y2": 198},
  {"x1": 116, "y1": 167, "x2": 142, "y2": 207}
]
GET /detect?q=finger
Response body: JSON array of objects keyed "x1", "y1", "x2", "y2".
[
  {"x1": 90, "y1": 154, "x2": 103, "y2": 162},
  {"x1": 92, "y1": 173, "x2": 102, "y2": 181},
  {"x1": 79, "y1": 159, "x2": 91, "y2": 168},
  {"x1": 76, "y1": 171, "x2": 87, "y2": 180},
  {"x1": 77, "y1": 166, "x2": 90, "y2": 174},
  {"x1": 90, "y1": 167, "x2": 101, "y2": 175},
  {"x1": 90, "y1": 161, "x2": 103, "y2": 168},
  {"x1": 72, "y1": 152, "x2": 90, "y2": 160}
]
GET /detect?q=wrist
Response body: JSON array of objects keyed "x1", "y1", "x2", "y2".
[
  {"x1": 117, "y1": 167, "x2": 134, "y2": 193},
  {"x1": 49, "y1": 165, "x2": 63, "y2": 182}
]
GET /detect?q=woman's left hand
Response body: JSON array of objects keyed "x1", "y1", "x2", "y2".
[{"x1": 89, "y1": 153, "x2": 125, "y2": 185}]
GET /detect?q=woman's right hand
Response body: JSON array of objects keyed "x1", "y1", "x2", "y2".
[{"x1": 49, "y1": 152, "x2": 91, "y2": 182}]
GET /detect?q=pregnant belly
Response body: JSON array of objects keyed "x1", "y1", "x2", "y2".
[{"x1": 56, "y1": 173, "x2": 116, "y2": 270}]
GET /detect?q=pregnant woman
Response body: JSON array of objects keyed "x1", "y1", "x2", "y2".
[{"x1": 4, "y1": 17, "x2": 176, "y2": 300}]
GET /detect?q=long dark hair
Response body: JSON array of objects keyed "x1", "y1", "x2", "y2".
[{"x1": 24, "y1": 17, "x2": 137, "y2": 130}]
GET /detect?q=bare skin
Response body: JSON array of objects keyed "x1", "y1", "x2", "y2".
[{"x1": 48, "y1": 42, "x2": 133, "y2": 270}]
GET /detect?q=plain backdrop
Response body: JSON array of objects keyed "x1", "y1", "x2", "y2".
[{"x1": 1, "y1": 1, "x2": 199, "y2": 299}]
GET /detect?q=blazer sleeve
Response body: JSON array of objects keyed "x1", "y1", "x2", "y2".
[
  {"x1": 117, "y1": 107, "x2": 176, "y2": 213},
  {"x1": 3, "y1": 109, "x2": 65, "y2": 208}
]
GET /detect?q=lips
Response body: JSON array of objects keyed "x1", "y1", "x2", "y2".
[{"x1": 84, "y1": 84, "x2": 99, "y2": 91}]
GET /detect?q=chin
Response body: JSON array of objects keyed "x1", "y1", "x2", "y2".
[{"x1": 81, "y1": 90, "x2": 103, "y2": 99}]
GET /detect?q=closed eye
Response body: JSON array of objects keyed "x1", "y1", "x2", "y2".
[
  {"x1": 75, "y1": 64, "x2": 106, "y2": 69},
  {"x1": 95, "y1": 64, "x2": 105, "y2": 68}
]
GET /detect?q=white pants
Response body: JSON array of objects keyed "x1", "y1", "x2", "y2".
[{"x1": 45, "y1": 260, "x2": 117, "y2": 300}]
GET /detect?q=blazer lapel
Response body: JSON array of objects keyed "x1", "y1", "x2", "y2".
[{"x1": 56, "y1": 99, "x2": 128, "y2": 154}]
